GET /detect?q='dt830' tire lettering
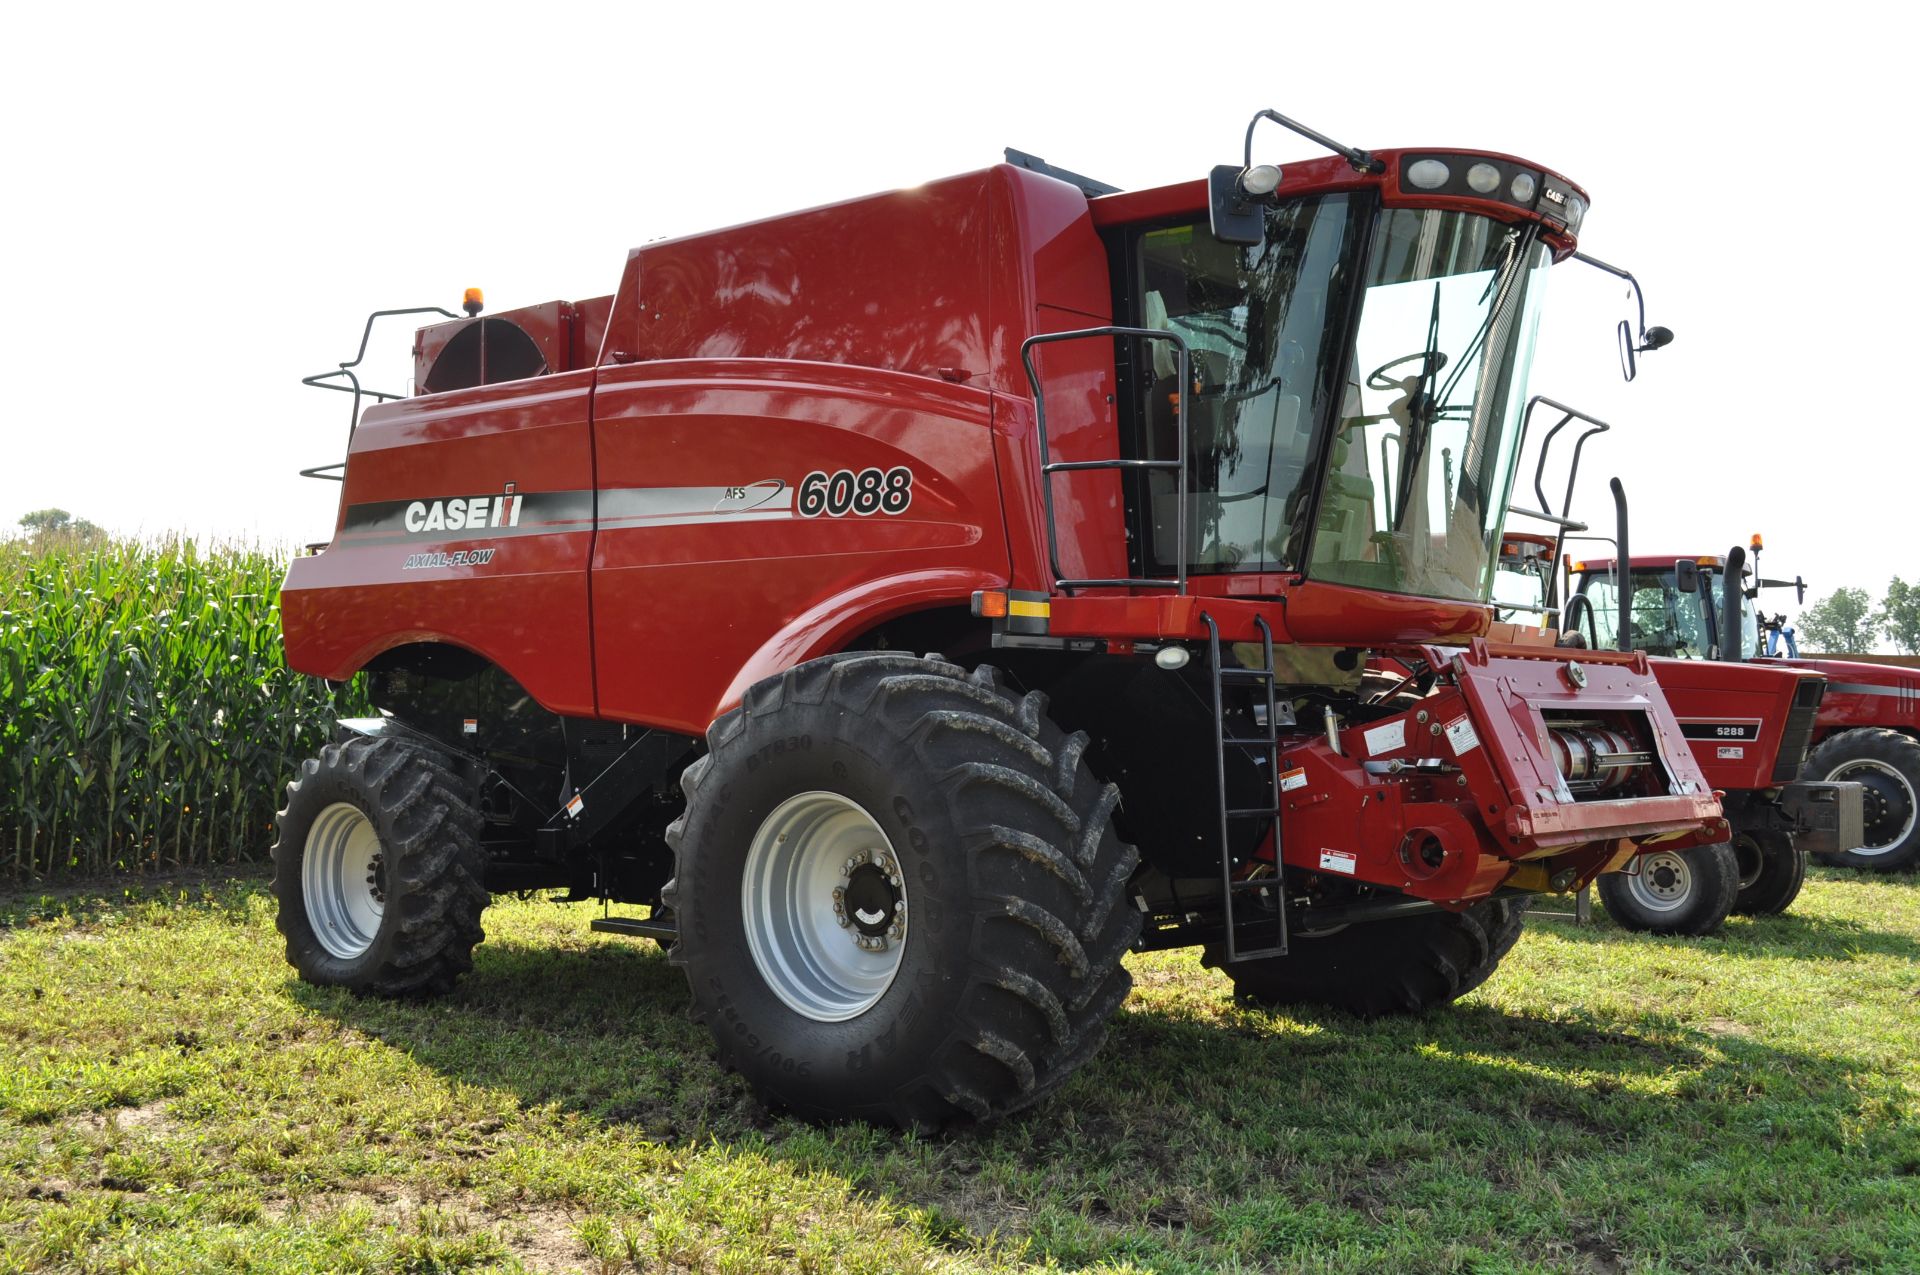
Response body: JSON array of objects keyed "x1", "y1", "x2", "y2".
[{"x1": 797, "y1": 467, "x2": 913, "y2": 517}]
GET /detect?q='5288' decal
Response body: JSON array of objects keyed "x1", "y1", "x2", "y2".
[{"x1": 796, "y1": 467, "x2": 913, "y2": 517}]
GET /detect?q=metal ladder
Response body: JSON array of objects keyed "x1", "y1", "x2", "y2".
[{"x1": 1204, "y1": 612, "x2": 1288, "y2": 961}]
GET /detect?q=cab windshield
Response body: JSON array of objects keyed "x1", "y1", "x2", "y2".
[
  {"x1": 1307, "y1": 210, "x2": 1553, "y2": 601},
  {"x1": 1128, "y1": 199, "x2": 1551, "y2": 592},
  {"x1": 1582, "y1": 568, "x2": 1759, "y2": 658}
]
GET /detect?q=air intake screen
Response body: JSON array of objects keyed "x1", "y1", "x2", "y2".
[{"x1": 421, "y1": 318, "x2": 549, "y2": 394}]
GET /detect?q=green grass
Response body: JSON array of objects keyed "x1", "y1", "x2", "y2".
[{"x1": 1, "y1": 870, "x2": 1915, "y2": 1274}]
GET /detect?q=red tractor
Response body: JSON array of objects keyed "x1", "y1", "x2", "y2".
[
  {"x1": 1495, "y1": 518, "x2": 1856, "y2": 935},
  {"x1": 279, "y1": 112, "x2": 1724, "y2": 1128},
  {"x1": 1569, "y1": 544, "x2": 1920, "y2": 872}
]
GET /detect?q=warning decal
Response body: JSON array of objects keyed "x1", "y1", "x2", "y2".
[{"x1": 1363, "y1": 719, "x2": 1406, "y2": 757}]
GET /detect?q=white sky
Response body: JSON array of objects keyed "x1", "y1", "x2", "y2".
[{"x1": 4, "y1": 3, "x2": 1912, "y2": 638}]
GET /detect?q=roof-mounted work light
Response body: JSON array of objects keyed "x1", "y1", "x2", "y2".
[
  {"x1": 463, "y1": 287, "x2": 485, "y2": 318},
  {"x1": 1210, "y1": 109, "x2": 1383, "y2": 246}
]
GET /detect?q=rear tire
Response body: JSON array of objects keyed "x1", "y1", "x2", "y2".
[
  {"x1": 1212, "y1": 896, "x2": 1530, "y2": 1018},
  {"x1": 1595, "y1": 840, "x2": 1738, "y2": 936},
  {"x1": 272, "y1": 735, "x2": 487, "y2": 996},
  {"x1": 1803, "y1": 728, "x2": 1920, "y2": 872},
  {"x1": 1730, "y1": 827, "x2": 1805, "y2": 916},
  {"x1": 663, "y1": 653, "x2": 1140, "y2": 1129}
]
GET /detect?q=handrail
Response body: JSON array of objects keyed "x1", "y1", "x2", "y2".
[
  {"x1": 1517, "y1": 395, "x2": 1611, "y2": 612},
  {"x1": 298, "y1": 305, "x2": 461, "y2": 483},
  {"x1": 1020, "y1": 326, "x2": 1190, "y2": 595}
]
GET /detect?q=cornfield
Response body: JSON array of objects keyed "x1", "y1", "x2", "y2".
[{"x1": 0, "y1": 534, "x2": 363, "y2": 880}]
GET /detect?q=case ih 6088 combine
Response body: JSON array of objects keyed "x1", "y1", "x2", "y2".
[{"x1": 279, "y1": 113, "x2": 1724, "y2": 1127}]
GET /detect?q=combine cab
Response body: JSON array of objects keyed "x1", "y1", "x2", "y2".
[{"x1": 277, "y1": 113, "x2": 1724, "y2": 1127}]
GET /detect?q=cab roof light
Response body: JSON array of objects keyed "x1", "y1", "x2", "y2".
[
  {"x1": 1751, "y1": 532, "x2": 1764, "y2": 551},
  {"x1": 462, "y1": 287, "x2": 484, "y2": 317}
]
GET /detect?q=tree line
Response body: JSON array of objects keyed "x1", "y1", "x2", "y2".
[{"x1": 1795, "y1": 580, "x2": 1920, "y2": 654}]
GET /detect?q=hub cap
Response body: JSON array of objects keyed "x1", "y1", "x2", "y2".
[
  {"x1": 1732, "y1": 833, "x2": 1763, "y2": 890},
  {"x1": 1828, "y1": 759, "x2": 1916, "y2": 857},
  {"x1": 303, "y1": 802, "x2": 386, "y2": 959},
  {"x1": 1624, "y1": 851, "x2": 1693, "y2": 913},
  {"x1": 742, "y1": 791, "x2": 908, "y2": 1022}
]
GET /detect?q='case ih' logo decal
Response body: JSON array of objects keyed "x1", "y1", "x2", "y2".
[{"x1": 404, "y1": 492, "x2": 523, "y2": 534}]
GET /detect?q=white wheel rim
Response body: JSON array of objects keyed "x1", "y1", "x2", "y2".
[
  {"x1": 741, "y1": 791, "x2": 907, "y2": 1023},
  {"x1": 303, "y1": 802, "x2": 386, "y2": 959},
  {"x1": 1625, "y1": 851, "x2": 1693, "y2": 913},
  {"x1": 1828, "y1": 758, "x2": 1917, "y2": 856}
]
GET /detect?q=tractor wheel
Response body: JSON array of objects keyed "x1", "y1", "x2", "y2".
[
  {"x1": 1729, "y1": 827, "x2": 1805, "y2": 916},
  {"x1": 1211, "y1": 895, "x2": 1531, "y2": 1018},
  {"x1": 1594, "y1": 840, "x2": 1739, "y2": 936},
  {"x1": 272, "y1": 735, "x2": 488, "y2": 996},
  {"x1": 662, "y1": 653, "x2": 1140, "y2": 1130},
  {"x1": 1803, "y1": 728, "x2": 1920, "y2": 872}
]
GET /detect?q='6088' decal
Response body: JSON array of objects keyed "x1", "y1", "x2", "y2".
[{"x1": 796, "y1": 467, "x2": 913, "y2": 517}]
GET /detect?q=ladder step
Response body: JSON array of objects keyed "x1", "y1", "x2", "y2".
[
  {"x1": 1227, "y1": 806, "x2": 1280, "y2": 819},
  {"x1": 590, "y1": 915, "x2": 677, "y2": 942},
  {"x1": 1220, "y1": 734, "x2": 1280, "y2": 747},
  {"x1": 1218, "y1": 668, "x2": 1276, "y2": 683},
  {"x1": 1223, "y1": 943, "x2": 1289, "y2": 963}
]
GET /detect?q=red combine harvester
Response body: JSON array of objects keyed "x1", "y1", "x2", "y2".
[
  {"x1": 280, "y1": 112, "x2": 1723, "y2": 1127},
  {"x1": 1569, "y1": 544, "x2": 1917, "y2": 872}
]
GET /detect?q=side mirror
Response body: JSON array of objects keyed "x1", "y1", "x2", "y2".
[
  {"x1": 1580, "y1": 254, "x2": 1673, "y2": 382},
  {"x1": 1674, "y1": 559, "x2": 1700, "y2": 593},
  {"x1": 1208, "y1": 165, "x2": 1266, "y2": 246},
  {"x1": 1795, "y1": 575, "x2": 1808, "y2": 606}
]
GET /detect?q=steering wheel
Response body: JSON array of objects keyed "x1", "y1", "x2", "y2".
[{"x1": 1366, "y1": 351, "x2": 1448, "y2": 391}]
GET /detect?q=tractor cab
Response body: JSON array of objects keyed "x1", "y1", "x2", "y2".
[{"x1": 1570, "y1": 553, "x2": 1761, "y2": 660}]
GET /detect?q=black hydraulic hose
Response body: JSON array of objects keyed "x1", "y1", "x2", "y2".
[
  {"x1": 1721, "y1": 545, "x2": 1748, "y2": 661},
  {"x1": 1611, "y1": 478, "x2": 1633, "y2": 653}
]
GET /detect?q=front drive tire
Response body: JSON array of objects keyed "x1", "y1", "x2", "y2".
[
  {"x1": 272, "y1": 735, "x2": 488, "y2": 997},
  {"x1": 662, "y1": 653, "x2": 1141, "y2": 1130},
  {"x1": 1804, "y1": 728, "x2": 1920, "y2": 872},
  {"x1": 1595, "y1": 840, "x2": 1739, "y2": 936},
  {"x1": 1730, "y1": 826, "x2": 1805, "y2": 916},
  {"x1": 1211, "y1": 896, "x2": 1530, "y2": 1018}
]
